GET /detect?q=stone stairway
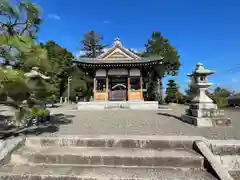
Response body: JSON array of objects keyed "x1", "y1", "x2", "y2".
[{"x1": 0, "y1": 135, "x2": 218, "y2": 180}]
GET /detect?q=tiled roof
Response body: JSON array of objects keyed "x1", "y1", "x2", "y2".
[
  {"x1": 74, "y1": 38, "x2": 163, "y2": 67},
  {"x1": 74, "y1": 56, "x2": 163, "y2": 64}
]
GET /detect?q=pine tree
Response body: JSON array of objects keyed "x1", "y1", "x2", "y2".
[
  {"x1": 165, "y1": 80, "x2": 179, "y2": 103},
  {"x1": 81, "y1": 30, "x2": 107, "y2": 58},
  {"x1": 185, "y1": 84, "x2": 198, "y2": 101},
  {"x1": 141, "y1": 32, "x2": 181, "y2": 101}
]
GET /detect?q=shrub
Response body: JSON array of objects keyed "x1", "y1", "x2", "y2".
[
  {"x1": 31, "y1": 107, "x2": 49, "y2": 117},
  {"x1": 215, "y1": 96, "x2": 228, "y2": 108}
]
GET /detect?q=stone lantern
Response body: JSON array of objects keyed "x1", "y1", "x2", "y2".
[
  {"x1": 182, "y1": 63, "x2": 231, "y2": 127},
  {"x1": 24, "y1": 67, "x2": 50, "y2": 101},
  {"x1": 24, "y1": 67, "x2": 50, "y2": 80}
]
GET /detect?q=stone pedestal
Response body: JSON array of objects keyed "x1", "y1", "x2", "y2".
[
  {"x1": 182, "y1": 109, "x2": 231, "y2": 127},
  {"x1": 181, "y1": 63, "x2": 231, "y2": 127}
]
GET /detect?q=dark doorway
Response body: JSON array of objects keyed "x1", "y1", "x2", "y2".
[{"x1": 108, "y1": 76, "x2": 128, "y2": 101}]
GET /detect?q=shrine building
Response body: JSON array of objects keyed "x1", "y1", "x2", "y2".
[{"x1": 74, "y1": 38, "x2": 163, "y2": 101}]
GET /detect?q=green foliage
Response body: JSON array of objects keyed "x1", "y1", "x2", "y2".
[
  {"x1": 214, "y1": 87, "x2": 230, "y2": 97},
  {"x1": 63, "y1": 66, "x2": 92, "y2": 101},
  {"x1": 0, "y1": 0, "x2": 42, "y2": 37},
  {"x1": 0, "y1": 68, "x2": 30, "y2": 102},
  {"x1": 212, "y1": 87, "x2": 230, "y2": 108},
  {"x1": 175, "y1": 91, "x2": 185, "y2": 104},
  {"x1": 141, "y1": 32, "x2": 181, "y2": 100},
  {"x1": 81, "y1": 30, "x2": 107, "y2": 58},
  {"x1": 42, "y1": 40, "x2": 92, "y2": 99},
  {"x1": 142, "y1": 32, "x2": 181, "y2": 76},
  {"x1": 44, "y1": 40, "x2": 73, "y2": 74},
  {"x1": 45, "y1": 94, "x2": 57, "y2": 102},
  {"x1": 9, "y1": 106, "x2": 49, "y2": 128},
  {"x1": 11, "y1": 107, "x2": 32, "y2": 127},
  {"x1": 185, "y1": 84, "x2": 198, "y2": 102},
  {"x1": 43, "y1": 40, "x2": 74, "y2": 97},
  {"x1": 31, "y1": 107, "x2": 49, "y2": 117},
  {"x1": 165, "y1": 79, "x2": 180, "y2": 103},
  {"x1": 215, "y1": 97, "x2": 228, "y2": 108},
  {"x1": 0, "y1": 0, "x2": 48, "y2": 71},
  {"x1": 184, "y1": 84, "x2": 230, "y2": 108},
  {"x1": 0, "y1": 1, "x2": 52, "y2": 127},
  {"x1": 0, "y1": 35, "x2": 50, "y2": 71}
]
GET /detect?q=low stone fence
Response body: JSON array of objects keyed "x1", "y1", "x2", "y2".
[{"x1": 209, "y1": 140, "x2": 240, "y2": 170}]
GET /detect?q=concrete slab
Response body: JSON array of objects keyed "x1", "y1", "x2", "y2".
[
  {"x1": 0, "y1": 164, "x2": 218, "y2": 180},
  {"x1": 77, "y1": 101, "x2": 160, "y2": 110}
]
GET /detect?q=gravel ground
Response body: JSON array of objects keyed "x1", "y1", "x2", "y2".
[{"x1": 43, "y1": 104, "x2": 240, "y2": 140}]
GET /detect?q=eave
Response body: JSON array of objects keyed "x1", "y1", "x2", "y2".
[{"x1": 73, "y1": 56, "x2": 163, "y2": 68}]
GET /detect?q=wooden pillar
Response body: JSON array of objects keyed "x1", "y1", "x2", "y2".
[
  {"x1": 140, "y1": 76, "x2": 143, "y2": 100},
  {"x1": 128, "y1": 77, "x2": 131, "y2": 101},
  {"x1": 93, "y1": 77, "x2": 96, "y2": 101},
  {"x1": 106, "y1": 76, "x2": 109, "y2": 101}
]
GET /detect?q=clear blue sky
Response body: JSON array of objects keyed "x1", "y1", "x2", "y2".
[{"x1": 35, "y1": 0, "x2": 240, "y2": 92}]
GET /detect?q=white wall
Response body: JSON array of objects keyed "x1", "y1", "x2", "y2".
[
  {"x1": 108, "y1": 68, "x2": 128, "y2": 76},
  {"x1": 95, "y1": 69, "x2": 107, "y2": 77},
  {"x1": 129, "y1": 68, "x2": 140, "y2": 76}
]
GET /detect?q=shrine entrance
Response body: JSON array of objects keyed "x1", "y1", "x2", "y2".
[{"x1": 108, "y1": 76, "x2": 128, "y2": 101}]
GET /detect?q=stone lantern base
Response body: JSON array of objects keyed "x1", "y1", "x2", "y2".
[{"x1": 181, "y1": 103, "x2": 231, "y2": 127}]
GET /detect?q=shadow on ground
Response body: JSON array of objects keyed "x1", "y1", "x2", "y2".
[
  {"x1": 0, "y1": 113, "x2": 74, "y2": 139},
  {"x1": 157, "y1": 112, "x2": 182, "y2": 121}
]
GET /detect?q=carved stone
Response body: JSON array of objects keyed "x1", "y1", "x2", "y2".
[{"x1": 182, "y1": 63, "x2": 231, "y2": 127}]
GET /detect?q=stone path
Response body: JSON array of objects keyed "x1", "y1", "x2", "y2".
[{"x1": 44, "y1": 104, "x2": 240, "y2": 140}]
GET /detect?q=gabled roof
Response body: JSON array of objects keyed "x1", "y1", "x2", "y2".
[
  {"x1": 97, "y1": 38, "x2": 141, "y2": 60},
  {"x1": 74, "y1": 38, "x2": 163, "y2": 67}
]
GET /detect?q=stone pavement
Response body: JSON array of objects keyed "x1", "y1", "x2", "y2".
[{"x1": 45, "y1": 104, "x2": 240, "y2": 140}]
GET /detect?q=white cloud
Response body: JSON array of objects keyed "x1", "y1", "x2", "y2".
[
  {"x1": 74, "y1": 50, "x2": 85, "y2": 58},
  {"x1": 103, "y1": 20, "x2": 112, "y2": 24},
  {"x1": 48, "y1": 13, "x2": 61, "y2": 20},
  {"x1": 103, "y1": 47, "x2": 110, "y2": 52}
]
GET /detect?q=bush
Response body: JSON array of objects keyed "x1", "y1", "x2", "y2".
[
  {"x1": 11, "y1": 107, "x2": 32, "y2": 128},
  {"x1": 215, "y1": 96, "x2": 228, "y2": 108},
  {"x1": 31, "y1": 107, "x2": 49, "y2": 117}
]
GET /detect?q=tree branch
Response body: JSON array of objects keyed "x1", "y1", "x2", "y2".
[{"x1": 19, "y1": 21, "x2": 32, "y2": 36}]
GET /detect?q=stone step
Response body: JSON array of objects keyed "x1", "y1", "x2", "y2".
[
  {"x1": 25, "y1": 135, "x2": 202, "y2": 149},
  {"x1": 229, "y1": 170, "x2": 240, "y2": 180},
  {"x1": 13, "y1": 146, "x2": 204, "y2": 168},
  {"x1": 104, "y1": 103, "x2": 130, "y2": 109},
  {"x1": 0, "y1": 164, "x2": 218, "y2": 180},
  {"x1": 77, "y1": 101, "x2": 159, "y2": 110}
]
